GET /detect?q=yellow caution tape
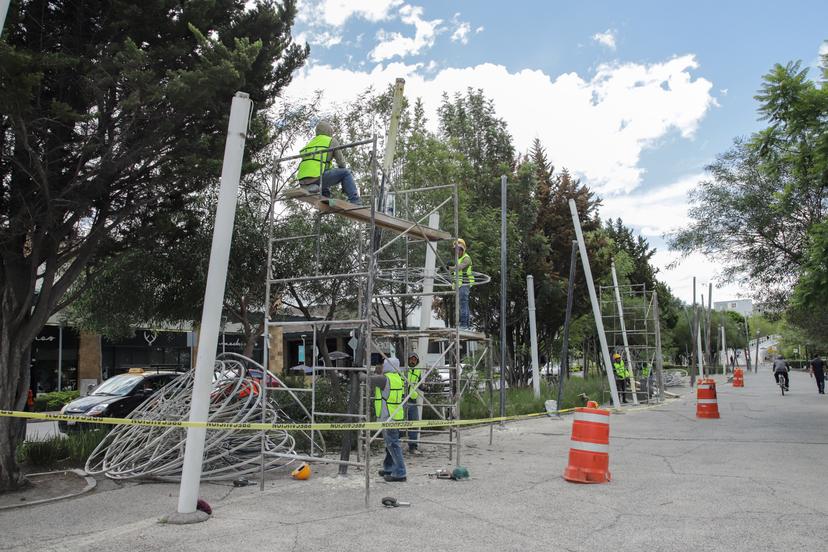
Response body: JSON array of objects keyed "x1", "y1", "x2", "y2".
[{"x1": 0, "y1": 407, "x2": 579, "y2": 432}]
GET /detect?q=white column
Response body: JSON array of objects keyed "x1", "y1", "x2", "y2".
[
  {"x1": 417, "y1": 213, "x2": 439, "y2": 417},
  {"x1": 176, "y1": 92, "x2": 252, "y2": 514},
  {"x1": 610, "y1": 261, "x2": 638, "y2": 405},
  {"x1": 527, "y1": 275, "x2": 541, "y2": 398},
  {"x1": 721, "y1": 325, "x2": 727, "y2": 374},
  {"x1": 569, "y1": 200, "x2": 620, "y2": 407},
  {"x1": 696, "y1": 319, "x2": 705, "y2": 380}
]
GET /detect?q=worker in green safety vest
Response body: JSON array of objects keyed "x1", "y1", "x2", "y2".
[
  {"x1": 296, "y1": 120, "x2": 362, "y2": 205},
  {"x1": 406, "y1": 352, "x2": 423, "y2": 456},
  {"x1": 447, "y1": 238, "x2": 474, "y2": 330},
  {"x1": 612, "y1": 353, "x2": 630, "y2": 404},
  {"x1": 363, "y1": 357, "x2": 407, "y2": 482}
]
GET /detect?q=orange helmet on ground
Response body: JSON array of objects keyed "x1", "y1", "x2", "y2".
[{"x1": 291, "y1": 462, "x2": 312, "y2": 480}]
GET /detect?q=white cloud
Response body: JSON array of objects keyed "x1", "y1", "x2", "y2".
[
  {"x1": 299, "y1": 0, "x2": 402, "y2": 27},
  {"x1": 370, "y1": 5, "x2": 443, "y2": 61},
  {"x1": 286, "y1": 56, "x2": 715, "y2": 193},
  {"x1": 475, "y1": 26, "x2": 484, "y2": 34},
  {"x1": 820, "y1": 41, "x2": 828, "y2": 58},
  {"x1": 592, "y1": 29, "x2": 617, "y2": 50},
  {"x1": 653, "y1": 250, "x2": 747, "y2": 303},
  {"x1": 451, "y1": 22, "x2": 471, "y2": 44},
  {"x1": 297, "y1": 0, "x2": 402, "y2": 49}
]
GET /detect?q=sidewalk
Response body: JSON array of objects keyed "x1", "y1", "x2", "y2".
[{"x1": 2, "y1": 370, "x2": 827, "y2": 551}]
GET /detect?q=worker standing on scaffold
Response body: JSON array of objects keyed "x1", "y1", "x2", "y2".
[
  {"x1": 296, "y1": 120, "x2": 362, "y2": 205},
  {"x1": 448, "y1": 239, "x2": 474, "y2": 330}
]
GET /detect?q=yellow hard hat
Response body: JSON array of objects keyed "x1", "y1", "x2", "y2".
[
  {"x1": 612, "y1": 353, "x2": 621, "y2": 360},
  {"x1": 454, "y1": 238, "x2": 466, "y2": 250},
  {"x1": 291, "y1": 462, "x2": 312, "y2": 480}
]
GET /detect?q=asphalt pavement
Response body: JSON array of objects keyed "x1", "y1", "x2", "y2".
[{"x1": 2, "y1": 363, "x2": 827, "y2": 552}]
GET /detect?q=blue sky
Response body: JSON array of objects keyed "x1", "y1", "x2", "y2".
[{"x1": 287, "y1": 0, "x2": 828, "y2": 302}]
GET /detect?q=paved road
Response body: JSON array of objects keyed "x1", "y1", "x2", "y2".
[{"x1": 2, "y1": 368, "x2": 827, "y2": 552}]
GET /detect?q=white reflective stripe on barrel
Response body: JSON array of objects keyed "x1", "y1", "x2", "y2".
[
  {"x1": 574, "y1": 411, "x2": 610, "y2": 425},
  {"x1": 697, "y1": 399, "x2": 718, "y2": 404},
  {"x1": 697, "y1": 384, "x2": 710, "y2": 390},
  {"x1": 569, "y1": 440, "x2": 610, "y2": 454}
]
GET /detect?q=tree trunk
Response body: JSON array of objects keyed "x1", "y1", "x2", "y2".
[{"x1": 0, "y1": 339, "x2": 31, "y2": 492}]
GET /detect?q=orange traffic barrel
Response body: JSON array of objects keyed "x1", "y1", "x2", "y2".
[
  {"x1": 696, "y1": 379, "x2": 720, "y2": 419},
  {"x1": 563, "y1": 406, "x2": 611, "y2": 483},
  {"x1": 732, "y1": 368, "x2": 744, "y2": 388}
]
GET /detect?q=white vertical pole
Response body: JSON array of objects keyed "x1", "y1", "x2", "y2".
[
  {"x1": 696, "y1": 319, "x2": 705, "y2": 380},
  {"x1": 176, "y1": 92, "x2": 251, "y2": 515},
  {"x1": 527, "y1": 275, "x2": 541, "y2": 399},
  {"x1": 721, "y1": 325, "x2": 727, "y2": 375},
  {"x1": 610, "y1": 261, "x2": 638, "y2": 405},
  {"x1": 569, "y1": 199, "x2": 620, "y2": 408},
  {"x1": 0, "y1": 0, "x2": 10, "y2": 39},
  {"x1": 417, "y1": 212, "x2": 439, "y2": 419}
]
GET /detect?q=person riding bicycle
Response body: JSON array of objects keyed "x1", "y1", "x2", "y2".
[{"x1": 772, "y1": 355, "x2": 790, "y2": 391}]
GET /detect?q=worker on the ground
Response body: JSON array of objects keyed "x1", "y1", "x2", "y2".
[
  {"x1": 447, "y1": 239, "x2": 474, "y2": 330},
  {"x1": 612, "y1": 353, "x2": 629, "y2": 404},
  {"x1": 810, "y1": 354, "x2": 825, "y2": 394},
  {"x1": 772, "y1": 355, "x2": 790, "y2": 391},
  {"x1": 362, "y1": 357, "x2": 407, "y2": 482},
  {"x1": 405, "y1": 352, "x2": 423, "y2": 456},
  {"x1": 296, "y1": 120, "x2": 362, "y2": 205},
  {"x1": 640, "y1": 362, "x2": 653, "y2": 395}
]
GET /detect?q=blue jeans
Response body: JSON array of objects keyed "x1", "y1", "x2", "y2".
[
  {"x1": 458, "y1": 285, "x2": 470, "y2": 328},
  {"x1": 406, "y1": 403, "x2": 419, "y2": 450},
  {"x1": 321, "y1": 168, "x2": 359, "y2": 202},
  {"x1": 382, "y1": 429, "x2": 406, "y2": 477}
]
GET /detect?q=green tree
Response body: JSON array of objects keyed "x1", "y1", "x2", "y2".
[{"x1": 0, "y1": 0, "x2": 307, "y2": 491}]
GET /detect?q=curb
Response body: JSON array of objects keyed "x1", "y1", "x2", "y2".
[{"x1": 0, "y1": 469, "x2": 96, "y2": 511}]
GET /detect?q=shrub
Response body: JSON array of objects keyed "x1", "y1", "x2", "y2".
[
  {"x1": 17, "y1": 429, "x2": 107, "y2": 469},
  {"x1": 33, "y1": 390, "x2": 80, "y2": 412}
]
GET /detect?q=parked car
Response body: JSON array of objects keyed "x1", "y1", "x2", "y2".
[{"x1": 58, "y1": 368, "x2": 181, "y2": 433}]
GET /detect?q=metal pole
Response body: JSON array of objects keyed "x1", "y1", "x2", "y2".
[
  {"x1": 696, "y1": 317, "x2": 705, "y2": 380},
  {"x1": 610, "y1": 261, "x2": 638, "y2": 405},
  {"x1": 705, "y1": 283, "x2": 713, "y2": 367},
  {"x1": 176, "y1": 92, "x2": 251, "y2": 516},
  {"x1": 527, "y1": 275, "x2": 541, "y2": 399},
  {"x1": 652, "y1": 293, "x2": 666, "y2": 401},
  {"x1": 499, "y1": 175, "x2": 508, "y2": 420},
  {"x1": 57, "y1": 322, "x2": 63, "y2": 391},
  {"x1": 557, "y1": 240, "x2": 578, "y2": 413},
  {"x1": 755, "y1": 329, "x2": 761, "y2": 374},
  {"x1": 568, "y1": 199, "x2": 620, "y2": 407},
  {"x1": 691, "y1": 277, "x2": 697, "y2": 386},
  {"x1": 721, "y1": 323, "x2": 727, "y2": 375}
]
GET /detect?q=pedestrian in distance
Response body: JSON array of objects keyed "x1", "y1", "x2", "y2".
[
  {"x1": 809, "y1": 355, "x2": 825, "y2": 394},
  {"x1": 296, "y1": 120, "x2": 362, "y2": 205},
  {"x1": 361, "y1": 357, "x2": 407, "y2": 482}
]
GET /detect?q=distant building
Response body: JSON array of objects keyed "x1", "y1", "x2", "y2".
[{"x1": 713, "y1": 299, "x2": 753, "y2": 317}]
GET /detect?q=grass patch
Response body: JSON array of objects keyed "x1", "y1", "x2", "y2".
[
  {"x1": 461, "y1": 376, "x2": 606, "y2": 420},
  {"x1": 17, "y1": 429, "x2": 107, "y2": 470}
]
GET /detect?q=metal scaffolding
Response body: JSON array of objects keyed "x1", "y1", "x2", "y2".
[
  {"x1": 259, "y1": 130, "x2": 492, "y2": 504},
  {"x1": 599, "y1": 281, "x2": 665, "y2": 404}
]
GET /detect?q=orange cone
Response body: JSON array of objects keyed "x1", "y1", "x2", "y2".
[
  {"x1": 26, "y1": 389, "x2": 34, "y2": 410},
  {"x1": 696, "y1": 378, "x2": 720, "y2": 419},
  {"x1": 563, "y1": 405, "x2": 611, "y2": 483}
]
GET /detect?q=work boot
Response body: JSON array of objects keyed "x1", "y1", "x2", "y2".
[
  {"x1": 349, "y1": 197, "x2": 363, "y2": 206},
  {"x1": 378, "y1": 469, "x2": 389, "y2": 477},
  {"x1": 300, "y1": 182, "x2": 320, "y2": 194},
  {"x1": 383, "y1": 475, "x2": 407, "y2": 482},
  {"x1": 408, "y1": 447, "x2": 422, "y2": 456}
]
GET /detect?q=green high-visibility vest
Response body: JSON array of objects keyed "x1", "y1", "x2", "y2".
[
  {"x1": 613, "y1": 361, "x2": 629, "y2": 378},
  {"x1": 408, "y1": 368, "x2": 422, "y2": 400},
  {"x1": 641, "y1": 364, "x2": 651, "y2": 378},
  {"x1": 374, "y1": 372, "x2": 405, "y2": 420},
  {"x1": 297, "y1": 134, "x2": 332, "y2": 180},
  {"x1": 455, "y1": 253, "x2": 475, "y2": 286}
]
